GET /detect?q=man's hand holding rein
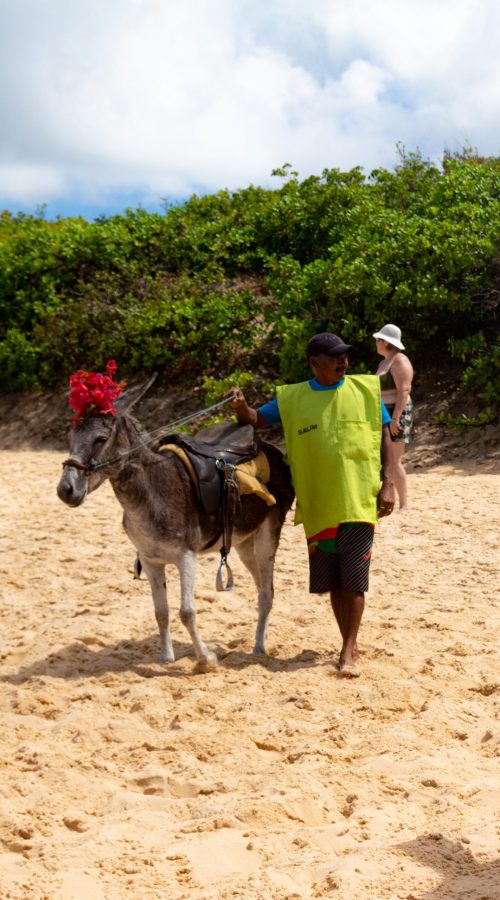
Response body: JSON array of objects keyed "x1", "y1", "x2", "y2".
[{"x1": 224, "y1": 389, "x2": 265, "y2": 428}]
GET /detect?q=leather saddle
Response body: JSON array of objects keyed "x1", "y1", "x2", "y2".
[
  {"x1": 158, "y1": 422, "x2": 262, "y2": 590},
  {"x1": 159, "y1": 422, "x2": 261, "y2": 515}
]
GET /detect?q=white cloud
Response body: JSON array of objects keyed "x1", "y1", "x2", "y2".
[
  {"x1": 0, "y1": 163, "x2": 65, "y2": 202},
  {"x1": 339, "y1": 60, "x2": 389, "y2": 104},
  {"x1": 0, "y1": 0, "x2": 499, "y2": 212}
]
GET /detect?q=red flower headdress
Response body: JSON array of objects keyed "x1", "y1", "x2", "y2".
[{"x1": 68, "y1": 360, "x2": 126, "y2": 424}]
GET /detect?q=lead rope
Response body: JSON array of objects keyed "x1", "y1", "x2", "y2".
[{"x1": 87, "y1": 397, "x2": 231, "y2": 472}]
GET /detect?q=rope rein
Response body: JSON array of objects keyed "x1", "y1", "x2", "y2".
[{"x1": 68, "y1": 397, "x2": 232, "y2": 473}]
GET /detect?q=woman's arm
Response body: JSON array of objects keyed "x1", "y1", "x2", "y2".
[{"x1": 389, "y1": 355, "x2": 414, "y2": 434}]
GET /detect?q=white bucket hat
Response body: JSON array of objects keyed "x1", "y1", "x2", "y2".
[{"x1": 373, "y1": 323, "x2": 405, "y2": 350}]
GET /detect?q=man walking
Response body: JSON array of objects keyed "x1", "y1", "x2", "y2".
[{"x1": 227, "y1": 332, "x2": 394, "y2": 677}]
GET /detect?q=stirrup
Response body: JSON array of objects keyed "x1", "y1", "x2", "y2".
[
  {"x1": 216, "y1": 554, "x2": 234, "y2": 592},
  {"x1": 133, "y1": 553, "x2": 143, "y2": 579}
]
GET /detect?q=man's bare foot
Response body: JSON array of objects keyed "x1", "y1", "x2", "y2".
[
  {"x1": 336, "y1": 662, "x2": 362, "y2": 678},
  {"x1": 336, "y1": 649, "x2": 362, "y2": 675},
  {"x1": 338, "y1": 643, "x2": 360, "y2": 664}
]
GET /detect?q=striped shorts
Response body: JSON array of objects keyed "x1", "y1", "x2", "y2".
[{"x1": 308, "y1": 523, "x2": 374, "y2": 594}]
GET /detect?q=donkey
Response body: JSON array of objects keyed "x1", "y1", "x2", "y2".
[{"x1": 56, "y1": 381, "x2": 294, "y2": 670}]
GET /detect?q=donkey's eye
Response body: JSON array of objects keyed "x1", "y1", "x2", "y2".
[{"x1": 93, "y1": 437, "x2": 106, "y2": 448}]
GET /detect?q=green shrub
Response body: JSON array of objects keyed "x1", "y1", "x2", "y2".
[{"x1": 1, "y1": 151, "x2": 499, "y2": 426}]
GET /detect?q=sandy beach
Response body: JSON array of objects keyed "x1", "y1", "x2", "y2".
[{"x1": 0, "y1": 447, "x2": 498, "y2": 899}]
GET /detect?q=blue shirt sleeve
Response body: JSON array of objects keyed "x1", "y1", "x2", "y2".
[{"x1": 258, "y1": 396, "x2": 281, "y2": 425}]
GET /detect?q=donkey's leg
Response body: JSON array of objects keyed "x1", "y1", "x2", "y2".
[
  {"x1": 178, "y1": 549, "x2": 218, "y2": 670},
  {"x1": 140, "y1": 559, "x2": 175, "y2": 664},
  {"x1": 236, "y1": 516, "x2": 280, "y2": 655}
]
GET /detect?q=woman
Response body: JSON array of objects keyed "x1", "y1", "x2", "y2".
[{"x1": 374, "y1": 323, "x2": 414, "y2": 510}]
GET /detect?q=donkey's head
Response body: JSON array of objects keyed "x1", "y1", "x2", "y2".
[{"x1": 57, "y1": 373, "x2": 156, "y2": 507}]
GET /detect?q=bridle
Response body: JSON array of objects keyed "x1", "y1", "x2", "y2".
[
  {"x1": 61, "y1": 455, "x2": 115, "y2": 475},
  {"x1": 61, "y1": 397, "x2": 232, "y2": 476},
  {"x1": 61, "y1": 416, "x2": 122, "y2": 476},
  {"x1": 61, "y1": 456, "x2": 94, "y2": 474}
]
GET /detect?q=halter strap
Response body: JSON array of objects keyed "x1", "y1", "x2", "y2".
[{"x1": 61, "y1": 457, "x2": 90, "y2": 472}]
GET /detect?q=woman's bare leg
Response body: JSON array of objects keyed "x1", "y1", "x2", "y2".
[{"x1": 393, "y1": 441, "x2": 409, "y2": 509}]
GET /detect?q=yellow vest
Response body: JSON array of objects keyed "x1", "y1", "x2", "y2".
[{"x1": 277, "y1": 375, "x2": 382, "y2": 536}]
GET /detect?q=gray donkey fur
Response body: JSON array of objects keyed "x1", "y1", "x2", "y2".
[{"x1": 57, "y1": 382, "x2": 294, "y2": 670}]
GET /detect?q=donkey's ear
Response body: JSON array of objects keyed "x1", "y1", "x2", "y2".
[{"x1": 115, "y1": 372, "x2": 158, "y2": 412}]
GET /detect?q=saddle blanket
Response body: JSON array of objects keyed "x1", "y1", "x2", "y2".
[{"x1": 160, "y1": 445, "x2": 276, "y2": 506}]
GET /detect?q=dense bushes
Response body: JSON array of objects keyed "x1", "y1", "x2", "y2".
[{"x1": 0, "y1": 150, "x2": 499, "y2": 423}]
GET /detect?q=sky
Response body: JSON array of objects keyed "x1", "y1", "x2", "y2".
[{"x1": 1, "y1": 0, "x2": 499, "y2": 220}]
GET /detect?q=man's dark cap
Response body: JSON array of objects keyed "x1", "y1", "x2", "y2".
[{"x1": 306, "y1": 332, "x2": 352, "y2": 359}]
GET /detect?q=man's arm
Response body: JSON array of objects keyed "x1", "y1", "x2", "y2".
[
  {"x1": 377, "y1": 424, "x2": 395, "y2": 517},
  {"x1": 225, "y1": 388, "x2": 269, "y2": 428}
]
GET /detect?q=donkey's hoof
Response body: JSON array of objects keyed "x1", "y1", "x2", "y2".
[
  {"x1": 193, "y1": 652, "x2": 218, "y2": 674},
  {"x1": 252, "y1": 643, "x2": 267, "y2": 657},
  {"x1": 159, "y1": 645, "x2": 175, "y2": 664}
]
